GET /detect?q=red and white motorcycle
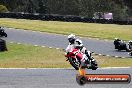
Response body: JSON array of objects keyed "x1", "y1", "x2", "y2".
[{"x1": 65, "y1": 48, "x2": 98, "y2": 70}]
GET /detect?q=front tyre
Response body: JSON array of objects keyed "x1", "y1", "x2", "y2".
[{"x1": 68, "y1": 58, "x2": 80, "y2": 70}]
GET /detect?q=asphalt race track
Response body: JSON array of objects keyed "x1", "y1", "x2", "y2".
[
  {"x1": 3, "y1": 28, "x2": 131, "y2": 58},
  {"x1": 0, "y1": 68, "x2": 131, "y2": 88}
]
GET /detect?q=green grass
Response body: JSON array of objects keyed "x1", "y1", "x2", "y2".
[
  {"x1": 0, "y1": 43, "x2": 131, "y2": 68},
  {"x1": 0, "y1": 18, "x2": 132, "y2": 40},
  {"x1": 94, "y1": 55, "x2": 132, "y2": 67},
  {"x1": 0, "y1": 43, "x2": 70, "y2": 68}
]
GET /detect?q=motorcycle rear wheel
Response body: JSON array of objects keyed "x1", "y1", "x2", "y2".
[
  {"x1": 91, "y1": 58, "x2": 98, "y2": 70},
  {"x1": 4, "y1": 33, "x2": 7, "y2": 37},
  {"x1": 130, "y1": 52, "x2": 132, "y2": 56}
]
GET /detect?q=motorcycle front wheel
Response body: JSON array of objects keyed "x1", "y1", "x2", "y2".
[{"x1": 68, "y1": 58, "x2": 80, "y2": 70}]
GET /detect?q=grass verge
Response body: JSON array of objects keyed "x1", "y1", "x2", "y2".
[
  {"x1": 0, "y1": 43, "x2": 131, "y2": 68},
  {"x1": 0, "y1": 18, "x2": 132, "y2": 40}
]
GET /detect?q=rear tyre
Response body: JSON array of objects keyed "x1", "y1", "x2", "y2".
[
  {"x1": 91, "y1": 59, "x2": 98, "y2": 70},
  {"x1": 4, "y1": 33, "x2": 7, "y2": 37},
  {"x1": 91, "y1": 66, "x2": 98, "y2": 70},
  {"x1": 118, "y1": 48, "x2": 121, "y2": 51},
  {"x1": 126, "y1": 49, "x2": 130, "y2": 52},
  {"x1": 130, "y1": 52, "x2": 132, "y2": 56}
]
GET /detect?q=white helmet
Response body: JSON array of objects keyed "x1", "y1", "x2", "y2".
[
  {"x1": 76, "y1": 39, "x2": 82, "y2": 45},
  {"x1": 114, "y1": 38, "x2": 121, "y2": 41},
  {"x1": 68, "y1": 34, "x2": 75, "y2": 39},
  {"x1": 129, "y1": 40, "x2": 132, "y2": 42},
  {"x1": 114, "y1": 38, "x2": 118, "y2": 40},
  {"x1": 129, "y1": 40, "x2": 132, "y2": 44},
  {"x1": 68, "y1": 34, "x2": 76, "y2": 44},
  {"x1": 76, "y1": 39, "x2": 83, "y2": 46}
]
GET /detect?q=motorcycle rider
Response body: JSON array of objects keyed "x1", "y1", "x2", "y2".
[
  {"x1": 114, "y1": 38, "x2": 122, "y2": 49},
  {"x1": 0, "y1": 27, "x2": 5, "y2": 33},
  {"x1": 65, "y1": 34, "x2": 93, "y2": 66},
  {"x1": 114, "y1": 38, "x2": 121, "y2": 44},
  {"x1": 75, "y1": 39, "x2": 92, "y2": 60}
]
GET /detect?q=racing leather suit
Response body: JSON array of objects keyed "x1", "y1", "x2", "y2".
[{"x1": 66, "y1": 39, "x2": 92, "y2": 63}]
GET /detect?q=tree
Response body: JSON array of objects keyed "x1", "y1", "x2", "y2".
[
  {"x1": 0, "y1": 0, "x2": 131, "y2": 20},
  {"x1": 37, "y1": 0, "x2": 47, "y2": 14},
  {"x1": 0, "y1": 5, "x2": 8, "y2": 12}
]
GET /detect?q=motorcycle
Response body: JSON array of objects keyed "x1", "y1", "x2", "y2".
[
  {"x1": 65, "y1": 48, "x2": 98, "y2": 70},
  {"x1": 0, "y1": 27, "x2": 7, "y2": 37},
  {"x1": 114, "y1": 39, "x2": 128, "y2": 51}
]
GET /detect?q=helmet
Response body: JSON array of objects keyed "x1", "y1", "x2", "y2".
[
  {"x1": 68, "y1": 34, "x2": 76, "y2": 44},
  {"x1": 114, "y1": 38, "x2": 118, "y2": 40},
  {"x1": 129, "y1": 40, "x2": 132, "y2": 45},
  {"x1": 76, "y1": 39, "x2": 83, "y2": 45},
  {"x1": 114, "y1": 38, "x2": 120, "y2": 41},
  {"x1": 68, "y1": 34, "x2": 75, "y2": 39}
]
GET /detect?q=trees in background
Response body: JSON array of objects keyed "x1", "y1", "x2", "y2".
[
  {"x1": 0, "y1": 0, "x2": 131, "y2": 20},
  {"x1": 0, "y1": 5, "x2": 8, "y2": 12}
]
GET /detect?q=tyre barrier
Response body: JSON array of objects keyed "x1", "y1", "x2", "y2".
[{"x1": 0, "y1": 12, "x2": 132, "y2": 25}]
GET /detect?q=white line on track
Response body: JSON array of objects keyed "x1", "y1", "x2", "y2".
[
  {"x1": 115, "y1": 56, "x2": 119, "y2": 58},
  {"x1": 39, "y1": 32, "x2": 42, "y2": 33},
  {"x1": 34, "y1": 45, "x2": 38, "y2": 47},
  {"x1": 32, "y1": 31, "x2": 36, "y2": 33},
  {"x1": 0, "y1": 68, "x2": 73, "y2": 70},
  {"x1": 96, "y1": 38, "x2": 100, "y2": 40},
  {"x1": 41, "y1": 46, "x2": 45, "y2": 48},
  {"x1": 99, "y1": 54, "x2": 102, "y2": 56},
  {"x1": 0, "y1": 67, "x2": 131, "y2": 70},
  {"x1": 100, "y1": 67, "x2": 131, "y2": 69},
  {"x1": 88, "y1": 38, "x2": 92, "y2": 39},
  {"x1": 56, "y1": 48, "x2": 60, "y2": 50},
  {"x1": 104, "y1": 39, "x2": 109, "y2": 41},
  {"x1": 106, "y1": 55, "x2": 110, "y2": 57},
  {"x1": 10, "y1": 42, "x2": 14, "y2": 43},
  {"x1": 17, "y1": 43, "x2": 21, "y2": 45}
]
